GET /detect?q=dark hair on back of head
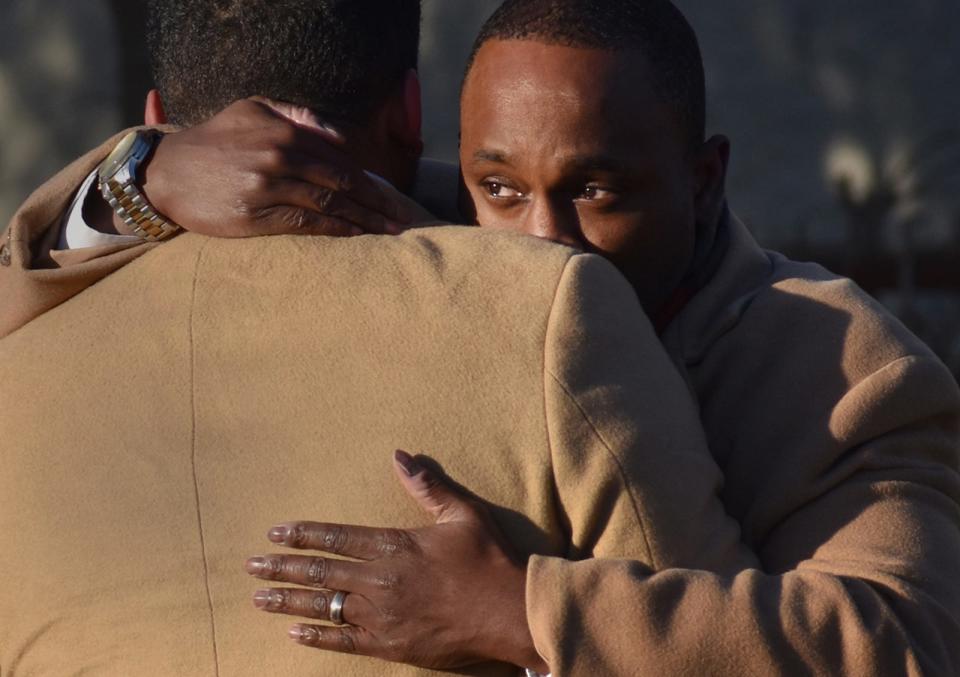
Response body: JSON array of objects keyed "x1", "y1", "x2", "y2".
[
  {"x1": 468, "y1": 0, "x2": 705, "y2": 148},
  {"x1": 146, "y1": 0, "x2": 421, "y2": 127}
]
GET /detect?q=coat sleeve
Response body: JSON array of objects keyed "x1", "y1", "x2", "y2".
[
  {"x1": 0, "y1": 127, "x2": 155, "y2": 338},
  {"x1": 538, "y1": 253, "x2": 758, "y2": 668},
  {"x1": 528, "y1": 350, "x2": 960, "y2": 675}
]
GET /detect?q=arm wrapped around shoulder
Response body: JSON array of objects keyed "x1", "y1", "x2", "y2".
[
  {"x1": 529, "y1": 338, "x2": 960, "y2": 676},
  {"x1": 542, "y1": 252, "x2": 753, "y2": 573}
]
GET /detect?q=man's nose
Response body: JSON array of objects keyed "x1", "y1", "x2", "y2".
[{"x1": 526, "y1": 199, "x2": 585, "y2": 249}]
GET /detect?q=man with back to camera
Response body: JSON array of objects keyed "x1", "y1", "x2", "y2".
[
  {"x1": 0, "y1": 1, "x2": 757, "y2": 675},
  {"x1": 3, "y1": 0, "x2": 960, "y2": 675}
]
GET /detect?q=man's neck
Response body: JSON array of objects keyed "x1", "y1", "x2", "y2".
[{"x1": 652, "y1": 207, "x2": 732, "y2": 334}]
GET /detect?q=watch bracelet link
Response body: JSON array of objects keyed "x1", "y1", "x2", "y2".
[
  {"x1": 99, "y1": 131, "x2": 181, "y2": 242},
  {"x1": 102, "y1": 179, "x2": 180, "y2": 241}
]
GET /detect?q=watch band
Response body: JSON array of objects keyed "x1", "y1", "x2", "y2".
[{"x1": 98, "y1": 131, "x2": 181, "y2": 242}]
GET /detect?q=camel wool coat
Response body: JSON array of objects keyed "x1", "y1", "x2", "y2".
[
  {"x1": 3, "y1": 133, "x2": 960, "y2": 675},
  {"x1": 526, "y1": 217, "x2": 960, "y2": 675},
  {"x1": 0, "y1": 137, "x2": 751, "y2": 675}
]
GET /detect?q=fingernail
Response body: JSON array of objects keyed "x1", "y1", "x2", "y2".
[
  {"x1": 289, "y1": 624, "x2": 307, "y2": 642},
  {"x1": 395, "y1": 449, "x2": 421, "y2": 476},
  {"x1": 350, "y1": 226, "x2": 364, "y2": 237},
  {"x1": 245, "y1": 557, "x2": 267, "y2": 575},
  {"x1": 385, "y1": 221, "x2": 404, "y2": 235},
  {"x1": 268, "y1": 526, "x2": 289, "y2": 543},
  {"x1": 253, "y1": 589, "x2": 272, "y2": 609}
]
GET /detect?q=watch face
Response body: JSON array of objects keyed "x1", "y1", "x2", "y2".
[{"x1": 98, "y1": 131, "x2": 138, "y2": 181}]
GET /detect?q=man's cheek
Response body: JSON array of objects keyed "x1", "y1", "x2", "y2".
[{"x1": 581, "y1": 217, "x2": 639, "y2": 255}]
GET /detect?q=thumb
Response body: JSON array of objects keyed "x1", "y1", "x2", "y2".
[{"x1": 392, "y1": 450, "x2": 482, "y2": 525}]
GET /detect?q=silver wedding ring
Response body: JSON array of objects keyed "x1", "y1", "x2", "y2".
[{"x1": 329, "y1": 590, "x2": 347, "y2": 626}]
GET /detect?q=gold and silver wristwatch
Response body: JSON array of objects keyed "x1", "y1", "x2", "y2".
[{"x1": 98, "y1": 130, "x2": 181, "y2": 242}]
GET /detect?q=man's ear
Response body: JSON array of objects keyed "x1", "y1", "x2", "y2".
[
  {"x1": 144, "y1": 89, "x2": 168, "y2": 126},
  {"x1": 693, "y1": 134, "x2": 730, "y2": 228}
]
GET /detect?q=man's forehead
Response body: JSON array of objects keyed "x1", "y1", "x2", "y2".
[
  {"x1": 464, "y1": 39, "x2": 668, "y2": 125},
  {"x1": 468, "y1": 39, "x2": 654, "y2": 90},
  {"x1": 470, "y1": 146, "x2": 636, "y2": 175},
  {"x1": 463, "y1": 39, "x2": 679, "y2": 158}
]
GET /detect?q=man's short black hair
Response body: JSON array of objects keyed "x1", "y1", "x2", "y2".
[
  {"x1": 467, "y1": 0, "x2": 705, "y2": 148},
  {"x1": 146, "y1": 0, "x2": 421, "y2": 127}
]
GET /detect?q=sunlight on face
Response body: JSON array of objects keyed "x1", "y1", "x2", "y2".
[{"x1": 460, "y1": 39, "x2": 699, "y2": 313}]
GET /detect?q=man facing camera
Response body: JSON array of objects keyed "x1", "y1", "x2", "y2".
[
  {"x1": 0, "y1": 1, "x2": 750, "y2": 675},
  {"x1": 237, "y1": 5, "x2": 960, "y2": 672},
  {"x1": 15, "y1": 2, "x2": 958, "y2": 677},
  {"x1": 4, "y1": 0, "x2": 960, "y2": 675}
]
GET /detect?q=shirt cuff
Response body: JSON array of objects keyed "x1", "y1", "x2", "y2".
[{"x1": 57, "y1": 170, "x2": 141, "y2": 251}]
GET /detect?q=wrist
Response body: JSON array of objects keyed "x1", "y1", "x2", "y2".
[
  {"x1": 97, "y1": 130, "x2": 181, "y2": 241},
  {"x1": 513, "y1": 632, "x2": 549, "y2": 675},
  {"x1": 139, "y1": 133, "x2": 174, "y2": 226},
  {"x1": 487, "y1": 561, "x2": 549, "y2": 673}
]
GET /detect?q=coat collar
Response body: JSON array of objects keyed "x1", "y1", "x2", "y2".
[{"x1": 659, "y1": 211, "x2": 775, "y2": 367}]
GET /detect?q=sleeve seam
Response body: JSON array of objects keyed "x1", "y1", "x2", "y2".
[
  {"x1": 545, "y1": 368, "x2": 657, "y2": 568},
  {"x1": 540, "y1": 251, "x2": 580, "y2": 552}
]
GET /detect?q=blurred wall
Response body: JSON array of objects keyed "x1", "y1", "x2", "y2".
[
  {"x1": 5, "y1": 1, "x2": 959, "y2": 240},
  {"x1": 0, "y1": 0, "x2": 120, "y2": 226},
  {"x1": 3, "y1": 0, "x2": 960, "y2": 365}
]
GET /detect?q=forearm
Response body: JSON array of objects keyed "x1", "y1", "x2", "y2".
[
  {"x1": 528, "y1": 344, "x2": 960, "y2": 675},
  {"x1": 528, "y1": 560, "x2": 959, "y2": 676},
  {"x1": 527, "y1": 478, "x2": 960, "y2": 676}
]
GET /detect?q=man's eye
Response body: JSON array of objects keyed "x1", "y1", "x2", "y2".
[
  {"x1": 482, "y1": 181, "x2": 524, "y2": 199},
  {"x1": 579, "y1": 185, "x2": 615, "y2": 201}
]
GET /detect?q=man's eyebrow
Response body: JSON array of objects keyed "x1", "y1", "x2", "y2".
[{"x1": 471, "y1": 149, "x2": 510, "y2": 164}]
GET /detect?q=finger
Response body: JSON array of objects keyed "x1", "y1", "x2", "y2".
[
  {"x1": 245, "y1": 554, "x2": 387, "y2": 595},
  {"x1": 259, "y1": 206, "x2": 363, "y2": 238},
  {"x1": 257, "y1": 162, "x2": 405, "y2": 235},
  {"x1": 263, "y1": 522, "x2": 417, "y2": 560},
  {"x1": 284, "y1": 151, "x2": 413, "y2": 225},
  {"x1": 392, "y1": 450, "x2": 486, "y2": 525},
  {"x1": 337, "y1": 174, "x2": 413, "y2": 226},
  {"x1": 246, "y1": 124, "x2": 411, "y2": 225},
  {"x1": 297, "y1": 213, "x2": 367, "y2": 237},
  {"x1": 253, "y1": 587, "x2": 374, "y2": 626},
  {"x1": 272, "y1": 181, "x2": 403, "y2": 235},
  {"x1": 289, "y1": 623, "x2": 377, "y2": 657}
]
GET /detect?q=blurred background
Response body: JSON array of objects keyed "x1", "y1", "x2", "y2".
[{"x1": 3, "y1": 0, "x2": 960, "y2": 374}]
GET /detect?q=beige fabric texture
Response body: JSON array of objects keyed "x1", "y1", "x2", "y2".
[
  {"x1": 5, "y1": 134, "x2": 960, "y2": 675},
  {"x1": 0, "y1": 223, "x2": 751, "y2": 674},
  {"x1": 0, "y1": 129, "x2": 158, "y2": 338},
  {"x1": 0, "y1": 128, "x2": 442, "y2": 337},
  {"x1": 527, "y1": 218, "x2": 960, "y2": 675}
]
